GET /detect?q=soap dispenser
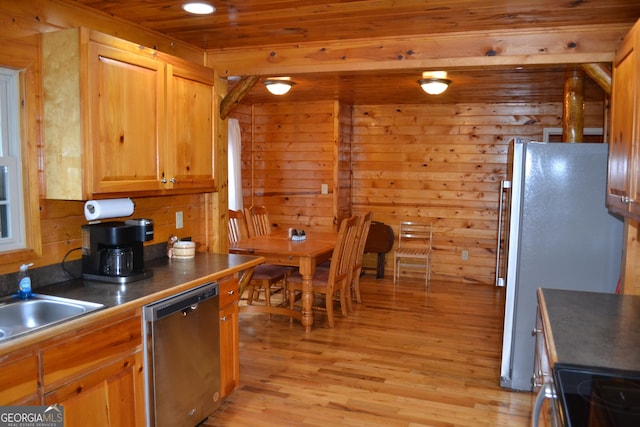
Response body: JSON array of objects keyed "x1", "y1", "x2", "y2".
[{"x1": 17, "y1": 263, "x2": 34, "y2": 299}]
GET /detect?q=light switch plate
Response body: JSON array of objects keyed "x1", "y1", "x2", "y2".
[{"x1": 321, "y1": 183, "x2": 329, "y2": 194}]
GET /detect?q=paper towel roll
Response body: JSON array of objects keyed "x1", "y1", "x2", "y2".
[{"x1": 84, "y1": 198, "x2": 135, "y2": 221}]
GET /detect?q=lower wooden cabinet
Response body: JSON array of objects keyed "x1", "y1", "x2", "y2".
[
  {"x1": 41, "y1": 311, "x2": 145, "y2": 426},
  {"x1": 219, "y1": 276, "x2": 240, "y2": 398},
  {"x1": 0, "y1": 276, "x2": 243, "y2": 423},
  {"x1": 0, "y1": 350, "x2": 39, "y2": 405},
  {"x1": 0, "y1": 309, "x2": 145, "y2": 426},
  {"x1": 44, "y1": 352, "x2": 143, "y2": 427}
]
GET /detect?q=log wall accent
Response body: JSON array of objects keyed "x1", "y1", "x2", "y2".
[{"x1": 336, "y1": 104, "x2": 353, "y2": 226}]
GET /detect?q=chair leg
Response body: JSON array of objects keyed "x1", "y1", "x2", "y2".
[
  {"x1": 343, "y1": 287, "x2": 352, "y2": 315},
  {"x1": 352, "y1": 275, "x2": 362, "y2": 304},
  {"x1": 265, "y1": 284, "x2": 271, "y2": 307},
  {"x1": 425, "y1": 260, "x2": 429, "y2": 288},
  {"x1": 325, "y1": 293, "x2": 335, "y2": 328},
  {"x1": 247, "y1": 285, "x2": 256, "y2": 304},
  {"x1": 393, "y1": 255, "x2": 397, "y2": 284}
]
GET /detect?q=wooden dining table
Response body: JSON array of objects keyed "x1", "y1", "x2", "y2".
[{"x1": 229, "y1": 229, "x2": 337, "y2": 333}]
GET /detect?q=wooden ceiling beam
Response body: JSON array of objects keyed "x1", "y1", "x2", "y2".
[
  {"x1": 580, "y1": 63, "x2": 612, "y2": 95},
  {"x1": 220, "y1": 75, "x2": 260, "y2": 119},
  {"x1": 208, "y1": 24, "x2": 627, "y2": 77}
]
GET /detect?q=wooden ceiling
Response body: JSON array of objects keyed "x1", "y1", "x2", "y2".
[{"x1": 71, "y1": 0, "x2": 640, "y2": 105}]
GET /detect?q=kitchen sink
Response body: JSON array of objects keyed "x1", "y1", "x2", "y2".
[{"x1": 0, "y1": 294, "x2": 104, "y2": 342}]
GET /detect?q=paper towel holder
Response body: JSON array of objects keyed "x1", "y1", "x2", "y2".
[{"x1": 84, "y1": 198, "x2": 135, "y2": 222}]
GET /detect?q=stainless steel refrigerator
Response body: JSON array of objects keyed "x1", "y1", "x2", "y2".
[{"x1": 496, "y1": 139, "x2": 623, "y2": 391}]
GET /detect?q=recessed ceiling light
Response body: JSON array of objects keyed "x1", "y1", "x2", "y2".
[{"x1": 182, "y1": 2, "x2": 216, "y2": 15}]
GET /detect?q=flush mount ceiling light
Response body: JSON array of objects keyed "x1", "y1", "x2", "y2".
[
  {"x1": 418, "y1": 71, "x2": 452, "y2": 95},
  {"x1": 264, "y1": 78, "x2": 295, "y2": 95},
  {"x1": 182, "y1": 2, "x2": 216, "y2": 15}
]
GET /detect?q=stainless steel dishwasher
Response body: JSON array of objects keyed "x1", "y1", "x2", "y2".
[{"x1": 143, "y1": 281, "x2": 221, "y2": 427}]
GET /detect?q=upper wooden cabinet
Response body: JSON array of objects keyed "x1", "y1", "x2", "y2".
[
  {"x1": 42, "y1": 28, "x2": 215, "y2": 200},
  {"x1": 607, "y1": 19, "x2": 640, "y2": 219}
]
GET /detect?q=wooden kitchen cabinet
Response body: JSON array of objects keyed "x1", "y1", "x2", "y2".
[
  {"x1": 607, "y1": 19, "x2": 640, "y2": 219},
  {"x1": 0, "y1": 349, "x2": 39, "y2": 405},
  {"x1": 41, "y1": 310, "x2": 145, "y2": 427},
  {"x1": 42, "y1": 27, "x2": 215, "y2": 200},
  {"x1": 218, "y1": 275, "x2": 240, "y2": 398},
  {"x1": 166, "y1": 62, "x2": 216, "y2": 191}
]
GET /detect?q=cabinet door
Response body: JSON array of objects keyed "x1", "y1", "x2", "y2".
[
  {"x1": 219, "y1": 302, "x2": 239, "y2": 399},
  {"x1": 0, "y1": 350, "x2": 39, "y2": 405},
  {"x1": 41, "y1": 312, "x2": 144, "y2": 425},
  {"x1": 165, "y1": 63, "x2": 216, "y2": 190},
  {"x1": 608, "y1": 21, "x2": 640, "y2": 217},
  {"x1": 44, "y1": 352, "x2": 143, "y2": 427},
  {"x1": 89, "y1": 42, "x2": 166, "y2": 194}
]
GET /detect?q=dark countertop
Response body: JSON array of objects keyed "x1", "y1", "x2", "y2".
[
  {"x1": 538, "y1": 288, "x2": 640, "y2": 373},
  {"x1": 0, "y1": 252, "x2": 264, "y2": 352},
  {"x1": 38, "y1": 253, "x2": 262, "y2": 307}
]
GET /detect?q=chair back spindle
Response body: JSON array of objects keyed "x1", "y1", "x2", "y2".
[{"x1": 245, "y1": 205, "x2": 272, "y2": 237}]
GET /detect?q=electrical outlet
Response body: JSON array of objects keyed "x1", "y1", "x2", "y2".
[
  {"x1": 321, "y1": 183, "x2": 329, "y2": 194},
  {"x1": 176, "y1": 211, "x2": 184, "y2": 229},
  {"x1": 462, "y1": 250, "x2": 469, "y2": 261}
]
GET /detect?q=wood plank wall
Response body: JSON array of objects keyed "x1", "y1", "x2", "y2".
[
  {"x1": 38, "y1": 195, "x2": 208, "y2": 268},
  {"x1": 233, "y1": 101, "x2": 344, "y2": 232},
  {"x1": 234, "y1": 101, "x2": 606, "y2": 285}
]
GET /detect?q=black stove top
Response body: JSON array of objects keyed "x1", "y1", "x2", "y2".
[{"x1": 554, "y1": 364, "x2": 640, "y2": 426}]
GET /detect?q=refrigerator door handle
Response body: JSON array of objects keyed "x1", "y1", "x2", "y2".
[{"x1": 495, "y1": 180, "x2": 511, "y2": 287}]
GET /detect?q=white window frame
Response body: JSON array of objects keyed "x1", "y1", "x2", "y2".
[{"x1": 0, "y1": 67, "x2": 26, "y2": 251}]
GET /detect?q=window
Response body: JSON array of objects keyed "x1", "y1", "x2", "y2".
[{"x1": 0, "y1": 67, "x2": 26, "y2": 250}]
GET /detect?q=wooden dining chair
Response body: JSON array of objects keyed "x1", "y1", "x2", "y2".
[
  {"x1": 393, "y1": 221, "x2": 433, "y2": 287},
  {"x1": 228, "y1": 209, "x2": 291, "y2": 306},
  {"x1": 287, "y1": 215, "x2": 359, "y2": 328},
  {"x1": 316, "y1": 211, "x2": 372, "y2": 307},
  {"x1": 228, "y1": 209, "x2": 249, "y2": 244},
  {"x1": 350, "y1": 211, "x2": 373, "y2": 304},
  {"x1": 244, "y1": 205, "x2": 273, "y2": 237}
]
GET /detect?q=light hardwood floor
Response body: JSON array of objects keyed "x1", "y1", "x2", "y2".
[{"x1": 206, "y1": 276, "x2": 534, "y2": 426}]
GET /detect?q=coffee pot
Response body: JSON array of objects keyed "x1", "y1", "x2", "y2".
[
  {"x1": 100, "y1": 246, "x2": 134, "y2": 276},
  {"x1": 82, "y1": 219, "x2": 154, "y2": 283}
]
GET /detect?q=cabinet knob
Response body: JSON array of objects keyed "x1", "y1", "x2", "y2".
[
  {"x1": 220, "y1": 316, "x2": 228, "y2": 321},
  {"x1": 227, "y1": 290, "x2": 235, "y2": 295},
  {"x1": 170, "y1": 177, "x2": 177, "y2": 184},
  {"x1": 532, "y1": 327, "x2": 541, "y2": 336},
  {"x1": 622, "y1": 196, "x2": 635, "y2": 204},
  {"x1": 160, "y1": 178, "x2": 167, "y2": 184}
]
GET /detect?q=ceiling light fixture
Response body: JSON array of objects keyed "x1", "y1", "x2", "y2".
[
  {"x1": 182, "y1": 2, "x2": 216, "y2": 15},
  {"x1": 418, "y1": 71, "x2": 451, "y2": 95},
  {"x1": 264, "y1": 78, "x2": 295, "y2": 95}
]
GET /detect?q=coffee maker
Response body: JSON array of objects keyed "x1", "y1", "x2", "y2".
[{"x1": 82, "y1": 218, "x2": 154, "y2": 283}]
